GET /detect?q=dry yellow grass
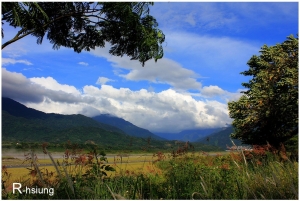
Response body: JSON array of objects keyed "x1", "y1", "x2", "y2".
[
  {"x1": 3, "y1": 151, "x2": 227, "y2": 183},
  {"x1": 2, "y1": 154, "x2": 162, "y2": 182}
]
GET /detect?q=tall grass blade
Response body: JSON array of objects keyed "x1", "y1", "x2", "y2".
[
  {"x1": 30, "y1": 150, "x2": 46, "y2": 187},
  {"x1": 131, "y1": 176, "x2": 139, "y2": 200},
  {"x1": 62, "y1": 164, "x2": 75, "y2": 196},
  {"x1": 244, "y1": 182, "x2": 257, "y2": 199},
  {"x1": 106, "y1": 184, "x2": 126, "y2": 200},
  {"x1": 44, "y1": 147, "x2": 62, "y2": 179},
  {"x1": 199, "y1": 176, "x2": 208, "y2": 197},
  {"x1": 191, "y1": 192, "x2": 202, "y2": 200},
  {"x1": 235, "y1": 178, "x2": 243, "y2": 199},
  {"x1": 106, "y1": 184, "x2": 117, "y2": 200},
  {"x1": 231, "y1": 139, "x2": 248, "y2": 168}
]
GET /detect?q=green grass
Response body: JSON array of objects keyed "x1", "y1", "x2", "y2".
[{"x1": 2, "y1": 146, "x2": 298, "y2": 199}]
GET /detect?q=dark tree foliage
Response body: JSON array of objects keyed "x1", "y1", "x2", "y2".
[
  {"x1": 2, "y1": 2, "x2": 165, "y2": 66},
  {"x1": 228, "y1": 35, "x2": 298, "y2": 151}
]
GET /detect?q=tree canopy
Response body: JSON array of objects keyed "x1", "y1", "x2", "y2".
[
  {"x1": 228, "y1": 35, "x2": 298, "y2": 150},
  {"x1": 1, "y1": 2, "x2": 165, "y2": 66}
]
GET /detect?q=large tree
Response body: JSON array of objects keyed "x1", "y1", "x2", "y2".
[
  {"x1": 228, "y1": 35, "x2": 298, "y2": 150},
  {"x1": 1, "y1": 2, "x2": 165, "y2": 66}
]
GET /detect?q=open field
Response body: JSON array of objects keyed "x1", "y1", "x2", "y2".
[
  {"x1": 3, "y1": 149, "x2": 295, "y2": 200},
  {"x1": 2, "y1": 160, "x2": 162, "y2": 184},
  {"x1": 2, "y1": 150, "x2": 227, "y2": 181}
]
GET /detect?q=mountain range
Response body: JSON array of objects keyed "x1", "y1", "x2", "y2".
[
  {"x1": 197, "y1": 126, "x2": 243, "y2": 150},
  {"x1": 92, "y1": 114, "x2": 165, "y2": 141},
  {"x1": 2, "y1": 97, "x2": 170, "y2": 151},
  {"x1": 2, "y1": 97, "x2": 242, "y2": 151},
  {"x1": 154, "y1": 128, "x2": 223, "y2": 142}
]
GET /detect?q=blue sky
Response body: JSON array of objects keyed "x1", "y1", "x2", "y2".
[{"x1": 1, "y1": 2, "x2": 298, "y2": 133}]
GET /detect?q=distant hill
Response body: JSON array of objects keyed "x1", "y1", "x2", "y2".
[
  {"x1": 2, "y1": 97, "x2": 49, "y2": 119},
  {"x1": 197, "y1": 126, "x2": 244, "y2": 150},
  {"x1": 154, "y1": 128, "x2": 222, "y2": 142},
  {"x1": 2, "y1": 97, "x2": 152, "y2": 149},
  {"x1": 93, "y1": 114, "x2": 166, "y2": 141},
  {"x1": 2, "y1": 97, "x2": 224, "y2": 152},
  {"x1": 2, "y1": 97, "x2": 125, "y2": 133}
]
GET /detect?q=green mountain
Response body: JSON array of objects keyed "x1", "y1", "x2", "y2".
[
  {"x1": 93, "y1": 114, "x2": 166, "y2": 140},
  {"x1": 154, "y1": 128, "x2": 222, "y2": 142},
  {"x1": 2, "y1": 97, "x2": 125, "y2": 133},
  {"x1": 1, "y1": 98, "x2": 150, "y2": 149},
  {"x1": 197, "y1": 126, "x2": 244, "y2": 150},
  {"x1": 2, "y1": 97, "x2": 223, "y2": 152}
]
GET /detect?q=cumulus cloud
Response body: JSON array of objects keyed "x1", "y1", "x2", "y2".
[
  {"x1": 81, "y1": 85, "x2": 232, "y2": 132},
  {"x1": 78, "y1": 62, "x2": 88, "y2": 66},
  {"x1": 2, "y1": 58, "x2": 33, "y2": 66},
  {"x1": 201, "y1": 85, "x2": 225, "y2": 97},
  {"x1": 2, "y1": 68, "x2": 44, "y2": 103},
  {"x1": 2, "y1": 68, "x2": 233, "y2": 133},
  {"x1": 30, "y1": 77, "x2": 81, "y2": 95},
  {"x1": 96, "y1": 77, "x2": 115, "y2": 85},
  {"x1": 198, "y1": 85, "x2": 243, "y2": 103},
  {"x1": 2, "y1": 68, "x2": 88, "y2": 104},
  {"x1": 90, "y1": 45, "x2": 202, "y2": 91}
]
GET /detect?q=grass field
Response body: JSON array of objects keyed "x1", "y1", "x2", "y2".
[
  {"x1": 3, "y1": 149, "x2": 296, "y2": 199},
  {"x1": 2, "y1": 151, "x2": 226, "y2": 184},
  {"x1": 2, "y1": 152, "x2": 164, "y2": 183}
]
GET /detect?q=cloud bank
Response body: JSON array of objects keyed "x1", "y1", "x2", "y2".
[{"x1": 2, "y1": 68, "x2": 241, "y2": 133}]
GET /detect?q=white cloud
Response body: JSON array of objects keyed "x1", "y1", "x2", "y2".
[
  {"x1": 201, "y1": 85, "x2": 225, "y2": 97},
  {"x1": 78, "y1": 62, "x2": 88, "y2": 66},
  {"x1": 2, "y1": 58, "x2": 33, "y2": 66},
  {"x1": 87, "y1": 31, "x2": 259, "y2": 96},
  {"x1": 1, "y1": 45, "x2": 28, "y2": 58},
  {"x1": 96, "y1": 77, "x2": 115, "y2": 85},
  {"x1": 164, "y1": 32, "x2": 259, "y2": 70},
  {"x1": 23, "y1": 67, "x2": 42, "y2": 71},
  {"x1": 90, "y1": 45, "x2": 202, "y2": 91},
  {"x1": 185, "y1": 12, "x2": 196, "y2": 26},
  {"x1": 2, "y1": 68, "x2": 233, "y2": 133},
  {"x1": 82, "y1": 85, "x2": 232, "y2": 132},
  {"x1": 197, "y1": 85, "x2": 243, "y2": 103},
  {"x1": 30, "y1": 77, "x2": 81, "y2": 95},
  {"x1": 2, "y1": 68, "x2": 90, "y2": 104}
]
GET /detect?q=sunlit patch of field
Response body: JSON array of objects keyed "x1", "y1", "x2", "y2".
[
  {"x1": 2, "y1": 154, "x2": 163, "y2": 183},
  {"x1": 2, "y1": 151, "x2": 229, "y2": 183},
  {"x1": 3, "y1": 166, "x2": 58, "y2": 183},
  {"x1": 111, "y1": 161, "x2": 163, "y2": 177}
]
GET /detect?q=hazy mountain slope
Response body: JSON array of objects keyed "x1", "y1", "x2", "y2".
[
  {"x1": 2, "y1": 97, "x2": 125, "y2": 133},
  {"x1": 197, "y1": 126, "x2": 243, "y2": 150},
  {"x1": 2, "y1": 97, "x2": 177, "y2": 151},
  {"x1": 93, "y1": 114, "x2": 166, "y2": 140},
  {"x1": 2, "y1": 97, "x2": 128, "y2": 142},
  {"x1": 2, "y1": 97, "x2": 224, "y2": 152},
  {"x1": 154, "y1": 128, "x2": 222, "y2": 142}
]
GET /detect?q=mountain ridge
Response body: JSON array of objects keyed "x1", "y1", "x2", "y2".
[
  {"x1": 197, "y1": 126, "x2": 244, "y2": 150},
  {"x1": 2, "y1": 97, "x2": 233, "y2": 151},
  {"x1": 154, "y1": 127, "x2": 223, "y2": 142},
  {"x1": 93, "y1": 114, "x2": 166, "y2": 141}
]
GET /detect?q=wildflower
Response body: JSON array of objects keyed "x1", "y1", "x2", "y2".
[
  {"x1": 256, "y1": 160, "x2": 262, "y2": 166},
  {"x1": 220, "y1": 163, "x2": 230, "y2": 170}
]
